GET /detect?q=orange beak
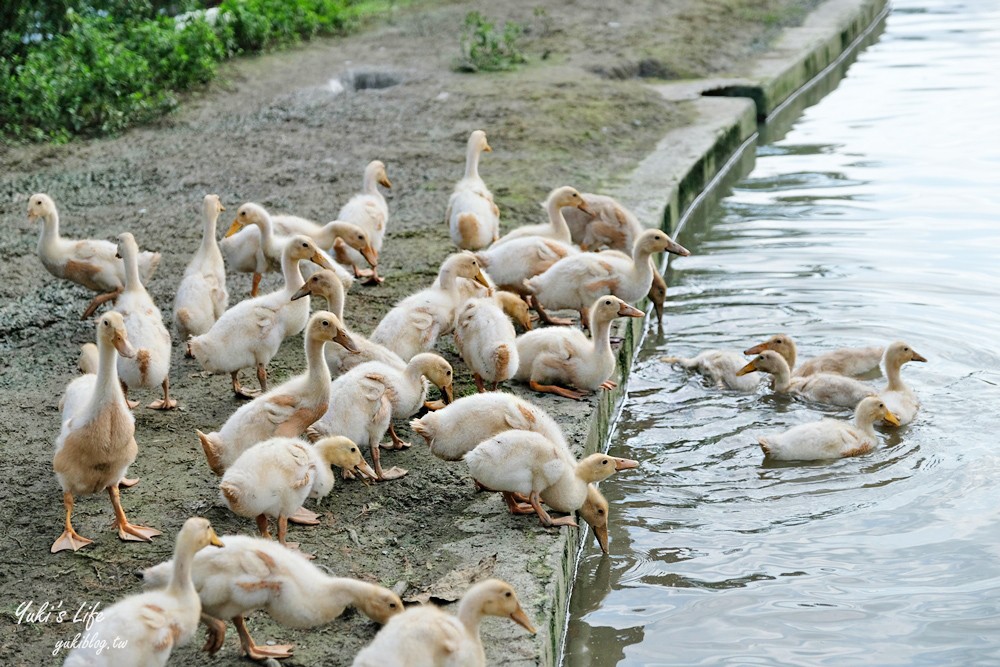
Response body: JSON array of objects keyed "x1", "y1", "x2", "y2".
[
  {"x1": 311, "y1": 252, "x2": 335, "y2": 271},
  {"x1": 592, "y1": 523, "x2": 609, "y2": 554},
  {"x1": 483, "y1": 142, "x2": 493, "y2": 152},
  {"x1": 617, "y1": 303, "x2": 644, "y2": 318},
  {"x1": 225, "y1": 218, "x2": 243, "y2": 238},
  {"x1": 911, "y1": 351, "x2": 927, "y2": 362},
  {"x1": 612, "y1": 457, "x2": 639, "y2": 471},
  {"x1": 736, "y1": 360, "x2": 757, "y2": 376},
  {"x1": 509, "y1": 606, "x2": 536, "y2": 634},
  {"x1": 743, "y1": 342, "x2": 769, "y2": 356},
  {"x1": 378, "y1": 174, "x2": 392, "y2": 189},
  {"x1": 334, "y1": 329, "x2": 359, "y2": 354},
  {"x1": 577, "y1": 200, "x2": 593, "y2": 215},
  {"x1": 361, "y1": 244, "x2": 379, "y2": 268}
]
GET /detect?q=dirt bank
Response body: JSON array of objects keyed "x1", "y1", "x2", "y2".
[{"x1": 1, "y1": 1, "x2": 820, "y2": 664}]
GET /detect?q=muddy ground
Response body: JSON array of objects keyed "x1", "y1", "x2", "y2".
[{"x1": 0, "y1": 0, "x2": 818, "y2": 664}]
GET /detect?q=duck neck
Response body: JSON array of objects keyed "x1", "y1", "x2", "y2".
[
  {"x1": 404, "y1": 361, "x2": 427, "y2": 394},
  {"x1": 282, "y1": 254, "x2": 307, "y2": 293},
  {"x1": 546, "y1": 198, "x2": 571, "y2": 242},
  {"x1": 783, "y1": 343, "x2": 797, "y2": 370},
  {"x1": 853, "y1": 411, "x2": 878, "y2": 438},
  {"x1": 319, "y1": 221, "x2": 350, "y2": 250},
  {"x1": 437, "y1": 265, "x2": 460, "y2": 298},
  {"x1": 885, "y1": 359, "x2": 906, "y2": 392},
  {"x1": 769, "y1": 360, "x2": 793, "y2": 392},
  {"x1": 38, "y1": 209, "x2": 61, "y2": 253},
  {"x1": 122, "y1": 248, "x2": 142, "y2": 292},
  {"x1": 255, "y1": 212, "x2": 277, "y2": 257},
  {"x1": 590, "y1": 314, "x2": 614, "y2": 360},
  {"x1": 91, "y1": 339, "x2": 124, "y2": 409},
  {"x1": 456, "y1": 592, "x2": 486, "y2": 639},
  {"x1": 630, "y1": 245, "x2": 655, "y2": 285},
  {"x1": 165, "y1": 536, "x2": 198, "y2": 598},
  {"x1": 305, "y1": 333, "x2": 332, "y2": 389},
  {"x1": 363, "y1": 165, "x2": 380, "y2": 195},
  {"x1": 322, "y1": 289, "x2": 345, "y2": 322},
  {"x1": 199, "y1": 208, "x2": 220, "y2": 256},
  {"x1": 314, "y1": 578, "x2": 366, "y2": 622},
  {"x1": 464, "y1": 143, "x2": 482, "y2": 180}
]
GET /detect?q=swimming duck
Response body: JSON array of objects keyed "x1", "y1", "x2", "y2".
[
  {"x1": 757, "y1": 396, "x2": 900, "y2": 460},
  {"x1": 221, "y1": 203, "x2": 355, "y2": 296},
  {"x1": 142, "y1": 535, "x2": 402, "y2": 661},
  {"x1": 352, "y1": 579, "x2": 535, "y2": 667},
  {"x1": 447, "y1": 130, "x2": 499, "y2": 250},
  {"x1": 465, "y1": 430, "x2": 638, "y2": 530},
  {"x1": 744, "y1": 334, "x2": 885, "y2": 378},
  {"x1": 562, "y1": 192, "x2": 643, "y2": 252},
  {"x1": 738, "y1": 350, "x2": 876, "y2": 408},
  {"x1": 333, "y1": 159, "x2": 392, "y2": 284},
  {"x1": 492, "y1": 186, "x2": 590, "y2": 246},
  {"x1": 310, "y1": 353, "x2": 454, "y2": 480},
  {"x1": 52, "y1": 312, "x2": 160, "y2": 553},
  {"x1": 663, "y1": 349, "x2": 763, "y2": 392},
  {"x1": 514, "y1": 296, "x2": 644, "y2": 399},
  {"x1": 174, "y1": 194, "x2": 229, "y2": 340},
  {"x1": 219, "y1": 436, "x2": 376, "y2": 551},
  {"x1": 454, "y1": 296, "x2": 519, "y2": 392},
  {"x1": 370, "y1": 252, "x2": 490, "y2": 361},
  {"x1": 198, "y1": 311, "x2": 356, "y2": 475},
  {"x1": 879, "y1": 340, "x2": 927, "y2": 425},
  {"x1": 290, "y1": 269, "x2": 405, "y2": 377},
  {"x1": 29, "y1": 193, "x2": 161, "y2": 319},
  {"x1": 113, "y1": 233, "x2": 175, "y2": 410},
  {"x1": 63, "y1": 517, "x2": 223, "y2": 667},
  {"x1": 188, "y1": 235, "x2": 334, "y2": 398},
  {"x1": 526, "y1": 229, "x2": 689, "y2": 326}
]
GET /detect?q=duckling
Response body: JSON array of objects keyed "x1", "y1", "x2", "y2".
[
  {"x1": 447, "y1": 130, "x2": 499, "y2": 250},
  {"x1": 465, "y1": 430, "x2": 638, "y2": 529},
  {"x1": 526, "y1": 229, "x2": 689, "y2": 326},
  {"x1": 738, "y1": 350, "x2": 877, "y2": 409},
  {"x1": 454, "y1": 296, "x2": 519, "y2": 392},
  {"x1": 198, "y1": 311, "x2": 356, "y2": 475},
  {"x1": 174, "y1": 195, "x2": 229, "y2": 340},
  {"x1": 370, "y1": 252, "x2": 490, "y2": 361},
  {"x1": 310, "y1": 354, "x2": 454, "y2": 480},
  {"x1": 51, "y1": 312, "x2": 161, "y2": 553},
  {"x1": 333, "y1": 159, "x2": 392, "y2": 284},
  {"x1": 514, "y1": 296, "x2": 643, "y2": 400},
  {"x1": 221, "y1": 203, "x2": 355, "y2": 297},
  {"x1": 663, "y1": 350, "x2": 763, "y2": 392},
  {"x1": 219, "y1": 436, "x2": 376, "y2": 552},
  {"x1": 63, "y1": 517, "x2": 223, "y2": 667},
  {"x1": 475, "y1": 236, "x2": 577, "y2": 297},
  {"x1": 757, "y1": 396, "x2": 900, "y2": 460},
  {"x1": 29, "y1": 193, "x2": 161, "y2": 319},
  {"x1": 290, "y1": 270, "x2": 405, "y2": 377},
  {"x1": 142, "y1": 535, "x2": 403, "y2": 661},
  {"x1": 745, "y1": 334, "x2": 885, "y2": 378},
  {"x1": 562, "y1": 192, "x2": 643, "y2": 252},
  {"x1": 271, "y1": 215, "x2": 380, "y2": 280},
  {"x1": 77, "y1": 342, "x2": 99, "y2": 375},
  {"x1": 879, "y1": 341, "x2": 927, "y2": 425},
  {"x1": 188, "y1": 236, "x2": 334, "y2": 398},
  {"x1": 492, "y1": 186, "x2": 590, "y2": 246},
  {"x1": 352, "y1": 579, "x2": 535, "y2": 667},
  {"x1": 411, "y1": 391, "x2": 567, "y2": 461},
  {"x1": 113, "y1": 233, "x2": 174, "y2": 410}
]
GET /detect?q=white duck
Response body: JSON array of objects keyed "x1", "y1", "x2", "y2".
[
  {"x1": 270, "y1": 214, "x2": 379, "y2": 274},
  {"x1": 446, "y1": 130, "x2": 499, "y2": 250},
  {"x1": 173, "y1": 194, "x2": 229, "y2": 340},
  {"x1": 738, "y1": 350, "x2": 877, "y2": 409},
  {"x1": 757, "y1": 396, "x2": 900, "y2": 460},
  {"x1": 491, "y1": 185, "x2": 590, "y2": 246},
  {"x1": 142, "y1": 535, "x2": 403, "y2": 661},
  {"x1": 526, "y1": 228, "x2": 689, "y2": 326},
  {"x1": 370, "y1": 252, "x2": 490, "y2": 361},
  {"x1": 465, "y1": 430, "x2": 638, "y2": 529},
  {"x1": 454, "y1": 296, "x2": 519, "y2": 392},
  {"x1": 562, "y1": 192, "x2": 643, "y2": 252},
  {"x1": 51, "y1": 312, "x2": 160, "y2": 553},
  {"x1": 475, "y1": 235, "x2": 577, "y2": 297},
  {"x1": 745, "y1": 334, "x2": 885, "y2": 378},
  {"x1": 29, "y1": 193, "x2": 161, "y2": 318},
  {"x1": 221, "y1": 203, "x2": 355, "y2": 296},
  {"x1": 514, "y1": 296, "x2": 643, "y2": 399},
  {"x1": 879, "y1": 340, "x2": 927, "y2": 425},
  {"x1": 310, "y1": 353, "x2": 454, "y2": 480},
  {"x1": 332, "y1": 159, "x2": 392, "y2": 284},
  {"x1": 198, "y1": 311, "x2": 357, "y2": 475},
  {"x1": 352, "y1": 579, "x2": 535, "y2": 667},
  {"x1": 63, "y1": 517, "x2": 223, "y2": 667},
  {"x1": 188, "y1": 235, "x2": 334, "y2": 397},
  {"x1": 219, "y1": 436, "x2": 376, "y2": 550},
  {"x1": 113, "y1": 233, "x2": 174, "y2": 409},
  {"x1": 290, "y1": 269, "x2": 405, "y2": 377}
]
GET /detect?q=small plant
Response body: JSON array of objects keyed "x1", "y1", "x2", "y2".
[{"x1": 456, "y1": 11, "x2": 526, "y2": 73}]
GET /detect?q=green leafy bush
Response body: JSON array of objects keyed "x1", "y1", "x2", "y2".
[{"x1": 456, "y1": 11, "x2": 527, "y2": 73}]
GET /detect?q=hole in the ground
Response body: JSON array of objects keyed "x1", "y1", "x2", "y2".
[
  {"x1": 592, "y1": 58, "x2": 681, "y2": 81},
  {"x1": 343, "y1": 69, "x2": 402, "y2": 91}
]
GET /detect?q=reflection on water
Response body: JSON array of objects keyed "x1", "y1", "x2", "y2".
[{"x1": 565, "y1": 1, "x2": 1000, "y2": 665}]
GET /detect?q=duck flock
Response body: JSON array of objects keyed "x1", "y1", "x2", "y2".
[{"x1": 30, "y1": 125, "x2": 927, "y2": 664}]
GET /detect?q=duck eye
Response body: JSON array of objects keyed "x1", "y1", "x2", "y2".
[
  {"x1": 322, "y1": 320, "x2": 329, "y2": 326},
  {"x1": 446, "y1": 370, "x2": 452, "y2": 376},
  {"x1": 351, "y1": 447, "x2": 357, "y2": 453},
  {"x1": 389, "y1": 602, "x2": 397, "y2": 608},
  {"x1": 604, "y1": 299, "x2": 611, "y2": 305},
  {"x1": 601, "y1": 459, "x2": 608, "y2": 465},
  {"x1": 103, "y1": 321, "x2": 110, "y2": 327},
  {"x1": 505, "y1": 591, "x2": 512, "y2": 598}
]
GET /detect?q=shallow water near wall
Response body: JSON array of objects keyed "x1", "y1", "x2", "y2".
[{"x1": 564, "y1": 1, "x2": 1000, "y2": 665}]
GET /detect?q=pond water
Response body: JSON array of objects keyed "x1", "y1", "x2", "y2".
[{"x1": 564, "y1": 1, "x2": 1000, "y2": 665}]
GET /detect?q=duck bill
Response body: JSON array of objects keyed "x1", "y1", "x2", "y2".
[
  {"x1": 225, "y1": 219, "x2": 243, "y2": 238},
  {"x1": 911, "y1": 351, "x2": 927, "y2": 362},
  {"x1": 592, "y1": 523, "x2": 610, "y2": 554},
  {"x1": 667, "y1": 239, "x2": 691, "y2": 257},
  {"x1": 114, "y1": 335, "x2": 136, "y2": 359},
  {"x1": 473, "y1": 269, "x2": 491, "y2": 289},
  {"x1": 335, "y1": 330, "x2": 359, "y2": 354},
  {"x1": 483, "y1": 143, "x2": 493, "y2": 153},
  {"x1": 27, "y1": 211, "x2": 38, "y2": 222},
  {"x1": 361, "y1": 245, "x2": 379, "y2": 268},
  {"x1": 310, "y1": 252, "x2": 335, "y2": 271},
  {"x1": 378, "y1": 175, "x2": 393, "y2": 189},
  {"x1": 736, "y1": 361, "x2": 757, "y2": 376},
  {"x1": 577, "y1": 201, "x2": 593, "y2": 215},
  {"x1": 883, "y1": 410, "x2": 901, "y2": 426},
  {"x1": 653, "y1": 300, "x2": 664, "y2": 329},
  {"x1": 355, "y1": 459, "x2": 378, "y2": 480},
  {"x1": 612, "y1": 457, "x2": 639, "y2": 471},
  {"x1": 218, "y1": 204, "x2": 226, "y2": 212},
  {"x1": 618, "y1": 303, "x2": 644, "y2": 318},
  {"x1": 518, "y1": 312, "x2": 534, "y2": 331},
  {"x1": 208, "y1": 529, "x2": 225, "y2": 548},
  {"x1": 510, "y1": 607, "x2": 536, "y2": 634},
  {"x1": 441, "y1": 383, "x2": 454, "y2": 405},
  {"x1": 743, "y1": 342, "x2": 768, "y2": 355},
  {"x1": 290, "y1": 284, "x2": 312, "y2": 301}
]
